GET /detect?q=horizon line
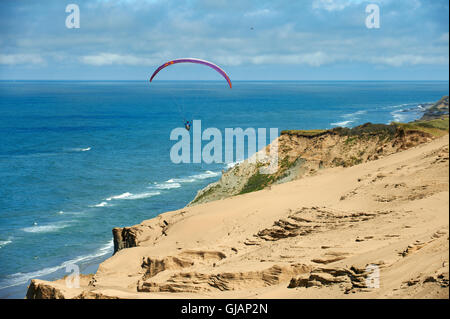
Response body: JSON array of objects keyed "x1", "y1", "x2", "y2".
[{"x1": 0, "y1": 79, "x2": 449, "y2": 82}]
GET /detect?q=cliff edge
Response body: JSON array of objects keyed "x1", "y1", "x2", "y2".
[{"x1": 189, "y1": 96, "x2": 449, "y2": 206}]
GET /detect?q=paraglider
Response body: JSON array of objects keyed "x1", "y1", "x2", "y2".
[
  {"x1": 149, "y1": 58, "x2": 232, "y2": 89},
  {"x1": 149, "y1": 58, "x2": 232, "y2": 131}
]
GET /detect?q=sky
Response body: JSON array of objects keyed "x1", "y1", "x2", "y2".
[{"x1": 0, "y1": 0, "x2": 448, "y2": 81}]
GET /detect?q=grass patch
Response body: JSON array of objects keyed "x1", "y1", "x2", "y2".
[
  {"x1": 395, "y1": 117, "x2": 449, "y2": 137},
  {"x1": 344, "y1": 136, "x2": 358, "y2": 145},
  {"x1": 279, "y1": 156, "x2": 293, "y2": 169},
  {"x1": 281, "y1": 129, "x2": 327, "y2": 137},
  {"x1": 239, "y1": 172, "x2": 275, "y2": 194},
  {"x1": 350, "y1": 156, "x2": 363, "y2": 166},
  {"x1": 333, "y1": 123, "x2": 398, "y2": 137},
  {"x1": 191, "y1": 184, "x2": 220, "y2": 204}
]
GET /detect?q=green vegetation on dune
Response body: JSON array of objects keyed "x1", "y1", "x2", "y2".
[
  {"x1": 282, "y1": 123, "x2": 400, "y2": 139},
  {"x1": 239, "y1": 172, "x2": 275, "y2": 194},
  {"x1": 280, "y1": 129, "x2": 327, "y2": 137},
  {"x1": 395, "y1": 117, "x2": 449, "y2": 137},
  {"x1": 283, "y1": 118, "x2": 449, "y2": 140},
  {"x1": 333, "y1": 123, "x2": 398, "y2": 137},
  {"x1": 190, "y1": 184, "x2": 220, "y2": 204}
]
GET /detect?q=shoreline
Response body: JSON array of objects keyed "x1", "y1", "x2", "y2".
[
  {"x1": 27, "y1": 133, "x2": 449, "y2": 299},
  {"x1": 24, "y1": 96, "x2": 449, "y2": 299},
  {"x1": 0, "y1": 95, "x2": 446, "y2": 299}
]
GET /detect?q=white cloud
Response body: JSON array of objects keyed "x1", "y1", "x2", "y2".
[
  {"x1": 0, "y1": 54, "x2": 45, "y2": 65},
  {"x1": 367, "y1": 54, "x2": 449, "y2": 66},
  {"x1": 1, "y1": 0, "x2": 448, "y2": 79},
  {"x1": 250, "y1": 52, "x2": 334, "y2": 66},
  {"x1": 312, "y1": 0, "x2": 360, "y2": 11},
  {"x1": 215, "y1": 52, "x2": 335, "y2": 67},
  {"x1": 214, "y1": 52, "x2": 448, "y2": 68},
  {"x1": 244, "y1": 9, "x2": 272, "y2": 17},
  {"x1": 80, "y1": 51, "x2": 335, "y2": 68},
  {"x1": 95, "y1": 0, "x2": 159, "y2": 4},
  {"x1": 80, "y1": 53, "x2": 159, "y2": 66},
  {"x1": 312, "y1": 0, "x2": 366, "y2": 11},
  {"x1": 80, "y1": 51, "x2": 448, "y2": 69},
  {"x1": 439, "y1": 32, "x2": 449, "y2": 43}
]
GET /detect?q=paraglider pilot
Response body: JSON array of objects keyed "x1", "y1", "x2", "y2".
[{"x1": 184, "y1": 120, "x2": 191, "y2": 131}]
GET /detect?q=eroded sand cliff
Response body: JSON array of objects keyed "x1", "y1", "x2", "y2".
[
  {"x1": 27, "y1": 134, "x2": 449, "y2": 299},
  {"x1": 26, "y1": 97, "x2": 449, "y2": 299}
]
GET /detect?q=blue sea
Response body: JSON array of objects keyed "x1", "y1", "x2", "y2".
[{"x1": 0, "y1": 80, "x2": 448, "y2": 298}]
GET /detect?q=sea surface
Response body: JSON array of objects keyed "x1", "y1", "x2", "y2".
[{"x1": 0, "y1": 80, "x2": 448, "y2": 298}]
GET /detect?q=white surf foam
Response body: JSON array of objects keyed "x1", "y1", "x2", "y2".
[
  {"x1": 331, "y1": 120, "x2": 353, "y2": 127},
  {"x1": 105, "y1": 191, "x2": 160, "y2": 201},
  {"x1": 346, "y1": 110, "x2": 367, "y2": 117},
  {"x1": 94, "y1": 240, "x2": 114, "y2": 257},
  {"x1": 0, "y1": 240, "x2": 114, "y2": 290},
  {"x1": 105, "y1": 192, "x2": 132, "y2": 201},
  {"x1": 165, "y1": 170, "x2": 221, "y2": 184},
  {"x1": 382, "y1": 102, "x2": 432, "y2": 110},
  {"x1": 151, "y1": 181, "x2": 182, "y2": 190},
  {"x1": 331, "y1": 109, "x2": 368, "y2": 127},
  {"x1": 22, "y1": 222, "x2": 69, "y2": 234},
  {"x1": 123, "y1": 191, "x2": 161, "y2": 200},
  {"x1": 67, "y1": 147, "x2": 91, "y2": 152},
  {"x1": 167, "y1": 177, "x2": 197, "y2": 183},
  {"x1": 90, "y1": 202, "x2": 109, "y2": 207},
  {"x1": 0, "y1": 239, "x2": 12, "y2": 248},
  {"x1": 225, "y1": 160, "x2": 243, "y2": 169},
  {"x1": 385, "y1": 103, "x2": 410, "y2": 109},
  {"x1": 56, "y1": 210, "x2": 85, "y2": 215},
  {"x1": 191, "y1": 170, "x2": 221, "y2": 180},
  {"x1": 390, "y1": 109, "x2": 409, "y2": 123},
  {"x1": 386, "y1": 101, "x2": 434, "y2": 124}
]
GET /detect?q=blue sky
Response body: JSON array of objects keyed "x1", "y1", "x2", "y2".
[{"x1": 0, "y1": 0, "x2": 448, "y2": 80}]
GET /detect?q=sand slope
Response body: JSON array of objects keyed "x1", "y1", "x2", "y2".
[{"x1": 27, "y1": 135, "x2": 449, "y2": 299}]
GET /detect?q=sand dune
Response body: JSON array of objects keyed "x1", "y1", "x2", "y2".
[{"x1": 27, "y1": 134, "x2": 449, "y2": 299}]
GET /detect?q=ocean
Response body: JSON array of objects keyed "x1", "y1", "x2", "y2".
[{"x1": 0, "y1": 80, "x2": 448, "y2": 298}]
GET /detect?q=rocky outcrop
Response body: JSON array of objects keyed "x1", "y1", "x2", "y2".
[
  {"x1": 26, "y1": 280, "x2": 66, "y2": 299},
  {"x1": 26, "y1": 274, "x2": 94, "y2": 299},
  {"x1": 112, "y1": 227, "x2": 140, "y2": 253},
  {"x1": 288, "y1": 266, "x2": 369, "y2": 293},
  {"x1": 138, "y1": 263, "x2": 311, "y2": 293},
  {"x1": 112, "y1": 209, "x2": 188, "y2": 254},
  {"x1": 254, "y1": 207, "x2": 389, "y2": 242},
  {"x1": 420, "y1": 96, "x2": 449, "y2": 120}
]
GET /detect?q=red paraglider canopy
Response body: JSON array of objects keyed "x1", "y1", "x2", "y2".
[{"x1": 149, "y1": 58, "x2": 232, "y2": 88}]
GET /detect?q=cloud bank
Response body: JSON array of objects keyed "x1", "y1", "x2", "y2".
[{"x1": 0, "y1": 0, "x2": 448, "y2": 80}]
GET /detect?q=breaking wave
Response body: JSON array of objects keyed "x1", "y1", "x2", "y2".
[
  {"x1": 22, "y1": 222, "x2": 69, "y2": 234},
  {"x1": 0, "y1": 240, "x2": 114, "y2": 290},
  {"x1": 105, "y1": 191, "x2": 160, "y2": 201}
]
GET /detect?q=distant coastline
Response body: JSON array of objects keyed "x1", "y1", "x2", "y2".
[{"x1": 189, "y1": 96, "x2": 449, "y2": 206}]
